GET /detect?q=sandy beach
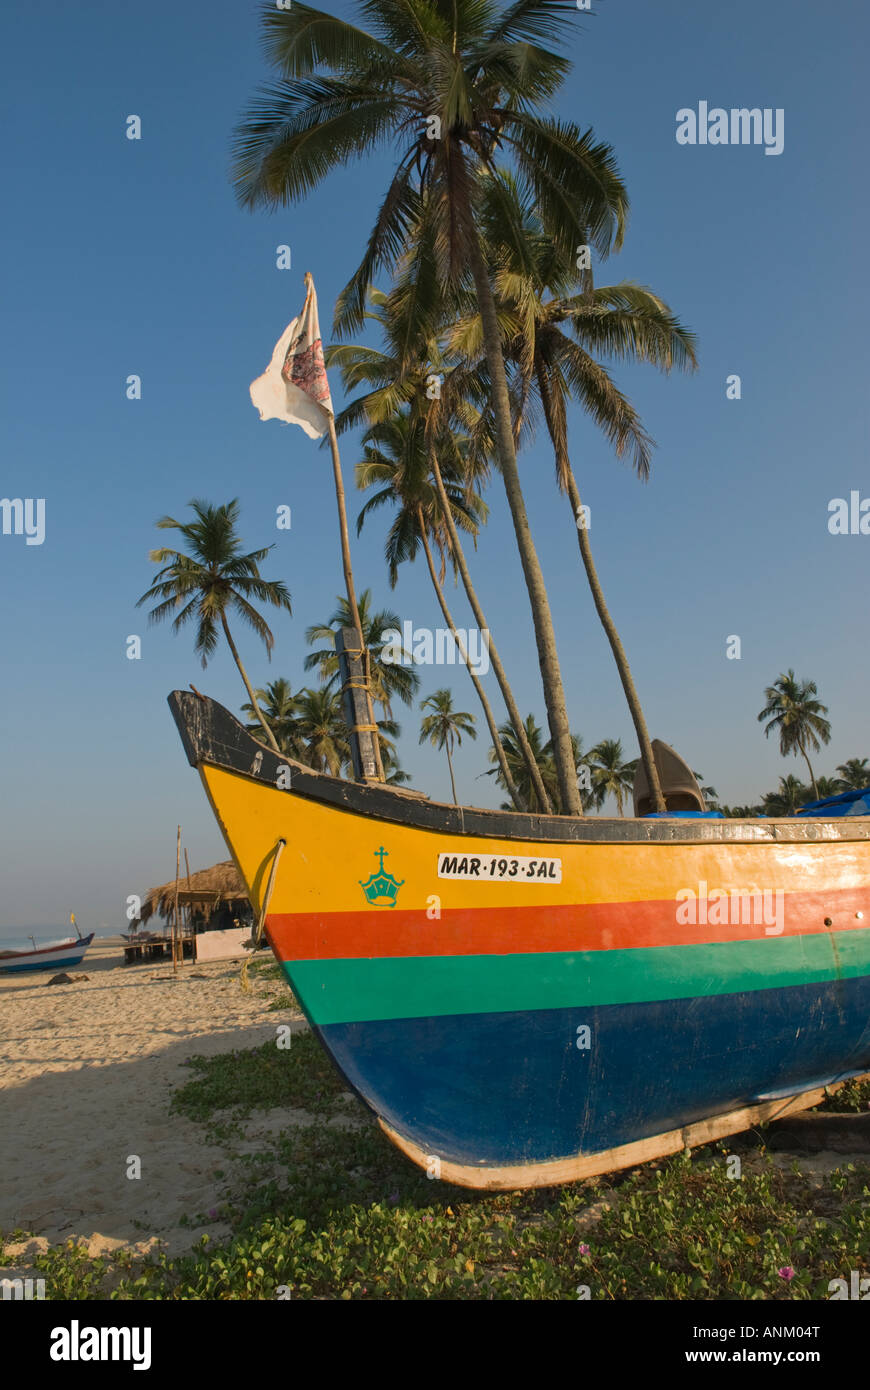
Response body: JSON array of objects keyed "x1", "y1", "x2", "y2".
[{"x1": 0, "y1": 938, "x2": 304, "y2": 1265}]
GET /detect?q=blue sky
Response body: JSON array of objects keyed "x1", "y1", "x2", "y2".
[{"x1": 1, "y1": 0, "x2": 867, "y2": 935}]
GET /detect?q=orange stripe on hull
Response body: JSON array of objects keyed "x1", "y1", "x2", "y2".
[{"x1": 266, "y1": 885, "x2": 867, "y2": 962}]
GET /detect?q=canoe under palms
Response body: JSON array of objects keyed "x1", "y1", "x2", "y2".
[{"x1": 170, "y1": 690, "x2": 870, "y2": 1189}]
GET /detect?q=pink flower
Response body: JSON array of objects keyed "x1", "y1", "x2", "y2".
[
  {"x1": 578, "y1": 1244, "x2": 590, "y2": 1256},
  {"x1": 777, "y1": 1266, "x2": 795, "y2": 1281}
]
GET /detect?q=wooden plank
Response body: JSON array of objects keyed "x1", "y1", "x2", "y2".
[{"x1": 380, "y1": 1074, "x2": 870, "y2": 1191}]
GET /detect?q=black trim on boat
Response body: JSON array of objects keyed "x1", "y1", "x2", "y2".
[{"x1": 168, "y1": 691, "x2": 870, "y2": 846}]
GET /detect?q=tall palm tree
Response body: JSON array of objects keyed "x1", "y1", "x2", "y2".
[
  {"x1": 451, "y1": 171, "x2": 698, "y2": 813},
  {"x1": 137, "y1": 498, "x2": 291, "y2": 753},
  {"x1": 588, "y1": 738, "x2": 635, "y2": 817},
  {"x1": 757, "y1": 670, "x2": 832, "y2": 800},
  {"x1": 419, "y1": 689, "x2": 476, "y2": 805},
  {"x1": 329, "y1": 278, "x2": 553, "y2": 813},
  {"x1": 836, "y1": 758, "x2": 870, "y2": 791},
  {"x1": 356, "y1": 409, "x2": 524, "y2": 810},
  {"x1": 241, "y1": 677, "x2": 301, "y2": 755},
  {"x1": 761, "y1": 775, "x2": 808, "y2": 817},
  {"x1": 305, "y1": 588, "x2": 419, "y2": 715},
  {"x1": 232, "y1": 0, "x2": 631, "y2": 816}
]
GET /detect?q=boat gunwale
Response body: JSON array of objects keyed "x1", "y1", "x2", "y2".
[{"x1": 169, "y1": 691, "x2": 870, "y2": 847}]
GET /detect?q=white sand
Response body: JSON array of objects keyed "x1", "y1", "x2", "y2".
[{"x1": 0, "y1": 938, "x2": 304, "y2": 1264}]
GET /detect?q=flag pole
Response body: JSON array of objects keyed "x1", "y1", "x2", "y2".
[{"x1": 305, "y1": 272, "x2": 384, "y2": 783}]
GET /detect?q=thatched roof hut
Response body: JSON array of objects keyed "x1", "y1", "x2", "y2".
[{"x1": 139, "y1": 860, "x2": 251, "y2": 927}]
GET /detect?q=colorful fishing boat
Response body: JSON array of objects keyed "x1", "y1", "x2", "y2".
[
  {"x1": 169, "y1": 687, "x2": 870, "y2": 1190},
  {"x1": 0, "y1": 932, "x2": 95, "y2": 975}
]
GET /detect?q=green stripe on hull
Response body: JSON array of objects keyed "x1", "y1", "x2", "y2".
[{"x1": 283, "y1": 928, "x2": 870, "y2": 1025}]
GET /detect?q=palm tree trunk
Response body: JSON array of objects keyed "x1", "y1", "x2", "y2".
[
  {"x1": 325, "y1": 410, "x2": 385, "y2": 782},
  {"x1": 566, "y1": 471, "x2": 666, "y2": 816},
  {"x1": 533, "y1": 365, "x2": 666, "y2": 817},
  {"x1": 426, "y1": 451, "x2": 552, "y2": 813},
  {"x1": 445, "y1": 739, "x2": 458, "y2": 805},
  {"x1": 220, "y1": 613, "x2": 280, "y2": 754},
  {"x1": 457, "y1": 177, "x2": 581, "y2": 816},
  {"x1": 798, "y1": 739, "x2": 819, "y2": 799},
  {"x1": 417, "y1": 512, "x2": 524, "y2": 813}
]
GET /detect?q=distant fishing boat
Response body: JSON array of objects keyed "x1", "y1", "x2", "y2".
[
  {"x1": 0, "y1": 931, "x2": 95, "y2": 975},
  {"x1": 170, "y1": 687, "x2": 870, "y2": 1190}
]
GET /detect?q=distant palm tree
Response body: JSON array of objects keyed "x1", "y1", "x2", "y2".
[
  {"x1": 809, "y1": 776, "x2": 841, "y2": 802},
  {"x1": 757, "y1": 671, "x2": 832, "y2": 799},
  {"x1": 487, "y1": 715, "x2": 559, "y2": 814},
  {"x1": 241, "y1": 677, "x2": 301, "y2": 755},
  {"x1": 761, "y1": 775, "x2": 808, "y2": 817},
  {"x1": 293, "y1": 688, "x2": 350, "y2": 776},
  {"x1": 692, "y1": 772, "x2": 718, "y2": 806},
  {"x1": 305, "y1": 589, "x2": 418, "y2": 716},
  {"x1": 419, "y1": 689, "x2": 476, "y2": 805},
  {"x1": 588, "y1": 738, "x2": 635, "y2": 817},
  {"x1": 836, "y1": 758, "x2": 870, "y2": 791},
  {"x1": 724, "y1": 804, "x2": 762, "y2": 819},
  {"x1": 137, "y1": 498, "x2": 291, "y2": 753}
]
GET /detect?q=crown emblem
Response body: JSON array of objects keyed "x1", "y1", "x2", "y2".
[{"x1": 359, "y1": 847, "x2": 404, "y2": 907}]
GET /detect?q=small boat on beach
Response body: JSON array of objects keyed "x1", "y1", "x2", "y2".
[
  {"x1": 0, "y1": 932, "x2": 95, "y2": 975},
  {"x1": 170, "y1": 686, "x2": 870, "y2": 1190}
]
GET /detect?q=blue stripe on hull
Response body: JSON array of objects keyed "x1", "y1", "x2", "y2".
[{"x1": 319, "y1": 976, "x2": 870, "y2": 1166}]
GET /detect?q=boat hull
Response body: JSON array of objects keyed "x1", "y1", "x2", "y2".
[
  {"x1": 170, "y1": 692, "x2": 870, "y2": 1187},
  {"x1": 0, "y1": 933, "x2": 95, "y2": 975}
]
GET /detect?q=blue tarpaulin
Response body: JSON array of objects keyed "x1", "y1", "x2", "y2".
[{"x1": 796, "y1": 786, "x2": 870, "y2": 817}]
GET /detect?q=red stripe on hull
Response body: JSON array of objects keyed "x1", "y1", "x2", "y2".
[{"x1": 267, "y1": 887, "x2": 867, "y2": 962}]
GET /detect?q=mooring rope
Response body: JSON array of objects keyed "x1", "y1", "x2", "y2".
[{"x1": 240, "y1": 838, "x2": 286, "y2": 993}]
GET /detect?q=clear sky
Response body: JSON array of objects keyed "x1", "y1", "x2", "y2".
[{"x1": 1, "y1": 0, "x2": 867, "y2": 936}]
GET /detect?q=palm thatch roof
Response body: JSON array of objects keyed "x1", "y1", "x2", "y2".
[{"x1": 139, "y1": 860, "x2": 249, "y2": 924}]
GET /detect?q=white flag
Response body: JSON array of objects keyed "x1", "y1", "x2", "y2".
[{"x1": 250, "y1": 278, "x2": 334, "y2": 439}]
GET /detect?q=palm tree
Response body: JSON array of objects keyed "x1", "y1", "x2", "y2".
[
  {"x1": 292, "y1": 687, "x2": 351, "y2": 775},
  {"x1": 724, "y1": 804, "x2": 762, "y2": 819},
  {"x1": 305, "y1": 589, "x2": 418, "y2": 715},
  {"x1": 757, "y1": 671, "x2": 832, "y2": 800},
  {"x1": 419, "y1": 689, "x2": 476, "y2": 805},
  {"x1": 241, "y1": 677, "x2": 301, "y2": 755},
  {"x1": 486, "y1": 714, "x2": 557, "y2": 814},
  {"x1": 810, "y1": 776, "x2": 841, "y2": 802},
  {"x1": 137, "y1": 498, "x2": 291, "y2": 753},
  {"x1": 588, "y1": 738, "x2": 635, "y2": 817},
  {"x1": 450, "y1": 172, "x2": 698, "y2": 813},
  {"x1": 486, "y1": 716, "x2": 594, "y2": 815},
  {"x1": 761, "y1": 775, "x2": 808, "y2": 817},
  {"x1": 692, "y1": 772, "x2": 718, "y2": 806},
  {"x1": 836, "y1": 758, "x2": 870, "y2": 791},
  {"x1": 329, "y1": 278, "x2": 553, "y2": 813},
  {"x1": 232, "y1": 0, "x2": 631, "y2": 816}
]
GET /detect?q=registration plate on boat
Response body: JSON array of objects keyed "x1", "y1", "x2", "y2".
[{"x1": 437, "y1": 853, "x2": 562, "y2": 883}]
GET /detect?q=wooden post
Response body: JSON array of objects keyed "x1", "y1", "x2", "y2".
[
  {"x1": 184, "y1": 848, "x2": 194, "y2": 963},
  {"x1": 336, "y1": 626, "x2": 381, "y2": 783},
  {"x1": 172, "y1": 826, "x2": 181, "y2": 973}
]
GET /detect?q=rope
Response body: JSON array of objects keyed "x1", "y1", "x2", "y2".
[{"x1": 240, "y1": 838, "x2": 286, "y2": 993}]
